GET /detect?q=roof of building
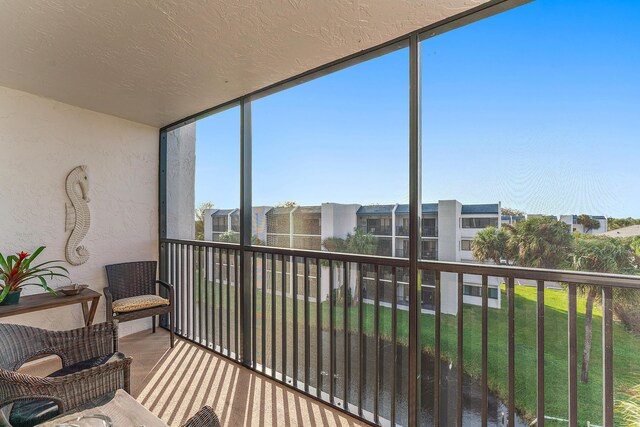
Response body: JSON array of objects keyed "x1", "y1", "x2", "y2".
[
  {"x1": 267, "y1": 207, "x2": 294, "y2": 215},
  {"x1": 353, "y1": 203, "x2": 501, "y2": 215},
  {"x1": 356, "y1": 205, "x2": 396, "y2": 215},
  {"x1": 295, "y1": 206, "x2": 321, "y2": 215},
  {"x1": 215, "y1": 202, "x2": 501, "y2": 217},
  {"x1": 569, "y1": 214, "x2": 607, "y2": 221},
  {"x1": 395, "y1": 204, "x2": 438, "y2": 215},
  {"x1": 600, "y1": 225, "x2": 640, "y2": 238},
  {"x1": 211, "y1": 209, "x2": 237, "y2": 216},
  {"x1": 502, "y1": 215, "x2": 526, "y2": 221},
  {"x1": 461, "y1": 204, "x2": 500, "y2": 215}
]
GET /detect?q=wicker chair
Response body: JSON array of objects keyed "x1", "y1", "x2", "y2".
[
  {"x1": 0, "y1": 321, "x2": 132, "y2": 426},
  {"x1": 182, "y1": 405, "x2": 221, "y2": 427},
  {"x1": 104, "y1": 261, "x2": 175, "y2": 348}
]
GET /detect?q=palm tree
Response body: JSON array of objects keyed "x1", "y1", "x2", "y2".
[
  {"x1": 322, "y1": 228, "x2": 377, "y2": 305},
  {"x1": 195, "y1": 201, "x2": 214, "y2": 240},
  {"x1": 577, "y1": 214, "x2": 601, "y2": 234},
  {"x1": 472, "y1": 226, "x2": 515, "y2": 287},
  {"x1": 322, "y1": 237, "x2": 346, "y2": 253},
  {"x1": 571, "y1": 235, "x2": 635, "y2": 383},
  {"x1": 629, "y1": 236, "x2": 640, "y2": 261},
  {"x1": 472, "y1": 226, "x2": 513, "y2": 265},
  {"x1": 510, "y1": 216, "x2": 573, "y2": 269},
  {"x1": 344, "y1": 228, "x2": 377, "y2": 255},
  {"x1": 218, "y1": 231, "x2": 240, "y2": 243}
]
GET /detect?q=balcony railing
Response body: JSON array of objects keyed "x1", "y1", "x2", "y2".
[
  {"x1": 160, "y1": 238, "x2": 640, "y2": 427},
  {"x1": 361, "y1": 226, "x2": 392, "y2": 236},
  {"x1": 421, "y1": 250, "x2": 437, "y2": 260},
  {"x1": 396, "y1": 249, "x2": 437, "y2": 260},
  {"x1": 397, "y1": 226, "x2": 437, "y2": 237},
  {"x1": 422, "y1": 226, "x2": 437, "y2": 237}
]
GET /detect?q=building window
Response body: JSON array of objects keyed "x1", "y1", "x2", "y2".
[
  {"x1": 396, "y1": 217, "x2": 410, "y2": 236},
  {"x1": 230, "y1": 214, "x2": 240, "y2": 232},
  {"x1": 460, "y1": 239, "x2": 473, "y2": 251},
  {"x1": 213, "y1": 216, "x2": 227, "y2": 232},
  {"x1": 463, "y1": 285, "x2": 498, "y2": 300},
  {"x1": 422, "y1": 218, "x2": 437, "y2": 237},
  {"x1": 267, "y1": 214, "x2": 290, "y2": 234},
  {"x1": 421, "y1": 240, "x2": 437, "y2": 260},
  {"x1": 461, "y1": 217, "x2": 498, "y2": 229},
  {"x1": 376, "y1": 238, "x2": 392, "y2": 257},
  {"x1": 360, "y1": 216, "x2": 393, "y2": 235},
  {"x1": 293, "y1": 216, "x2": 321, "y2": 236},
  {"x1": 396, "y1": 240, "x2": 409, "y2": 258}
]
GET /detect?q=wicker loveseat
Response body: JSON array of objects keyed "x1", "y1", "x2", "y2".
[{"x1": 0, "y1": 321, "x2": 131, "y2": 426}]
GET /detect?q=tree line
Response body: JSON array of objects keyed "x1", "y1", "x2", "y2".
[{"x1": 472, "y1": 216, "x2": 640, "y2": 383}]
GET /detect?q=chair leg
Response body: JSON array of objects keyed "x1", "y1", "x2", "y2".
[
  {"x1": 124, "y1": 363, "x2": 131, "y2": 394},
  {"x1": 152, "y1": 315, "x2": 156, "y2": 333},
  {"x1": 170, "y1": 309, "x2": 175, "y2": 348}
]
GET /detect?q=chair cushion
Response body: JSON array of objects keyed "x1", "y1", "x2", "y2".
[
  {"x1": 8, "y1": 399, "x2": 58, "y2": 427},
  {"x1": 112, "y1": 294, "x2": 169, "y2": 313},
  {"x1": 9, "y1": 352, "x2": 124, "y2": 427},
  {"x1": 48, "y1": 352, "x2": 125, "y2": 377}
]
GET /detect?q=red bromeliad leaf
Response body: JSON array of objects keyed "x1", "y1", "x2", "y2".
[{"x1": 0, "y1": 247, "x2": 67, "y2": 295}]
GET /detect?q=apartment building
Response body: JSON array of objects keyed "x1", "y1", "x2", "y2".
[
  {"x1": 204, "y1": 200, "x2": 502, "y2": 312},
  {"x1": 203, "y1": 207, "x2": 270, "y2": 243},
  {"x1": 501, "y1": 213, "x2": 607, "y2": 235},
  {"x1": 263, "y1": 205, "x2": 324, "y2": 249},
  {"x1": 559, "y1": 214, "x2": 608, "y2": 235},
  {"x1": 209, "y1": 208, "x2": 239, "y2": 242}
]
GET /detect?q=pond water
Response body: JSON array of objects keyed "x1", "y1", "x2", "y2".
[
  {"x1": 187, "y1": 303, "x2": 529, "y2": 426},
  {"x1": 310, "y1": 330, "x2": 529, "y2": 426}
]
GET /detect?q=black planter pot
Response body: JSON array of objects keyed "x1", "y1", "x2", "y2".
[{"x1": 0, "y1": 289, "x2": 22, "y2": 305}]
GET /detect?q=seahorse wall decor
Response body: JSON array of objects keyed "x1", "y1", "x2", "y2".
[{"x1": 65, "y1": 165, "x2": 90, "y2": 266}]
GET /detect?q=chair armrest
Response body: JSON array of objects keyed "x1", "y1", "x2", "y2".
[
  {"x1": 181, "y1": 405, "x2": 220, "y2": 427},
  {"x1": 103, "y1": 287, "x2": 113, "y2": 312},
  {"x1": 47, "y1": 322, "x2": 119, "y2": 366},
  {"x1": 156, "y1": 280, "x2": 175, "y2": 304},
  {"x1": 0, "y1": 357, "x2": 132, "y2": 413}
]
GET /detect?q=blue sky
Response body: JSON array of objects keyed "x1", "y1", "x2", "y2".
[{"x1": 195, "y1": 0, "x2": 640, "y2": 218}]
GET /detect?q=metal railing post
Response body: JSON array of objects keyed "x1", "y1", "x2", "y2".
[
  {"x1": 240, "y1": 97, "x2": 253, "y2": 367},
  {"x1": 408, "y1": 32, "x2": 422, "y2": 427}
]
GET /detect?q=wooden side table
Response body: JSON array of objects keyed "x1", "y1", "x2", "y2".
[
  {"x1": 40, "y1": 389, "x2": 169, "y2": 427},
  {"x1": 0, "y1": 289, "x2": 101, "y2": 326}
]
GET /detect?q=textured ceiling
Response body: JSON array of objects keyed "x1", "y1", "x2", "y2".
[{"x1": 0, "y1": 0, "x2": 490, "y2": 127}]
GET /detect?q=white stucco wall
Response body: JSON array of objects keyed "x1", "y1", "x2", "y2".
[
  {"x1": 0, "y1": 85, "x2": 158, "y2": 336},
  {"x1": 321, "y1": 203, "x2": 360, "y2": 241},
  {"x1": 438, "y1": 200, "x2": 462, "y2": 315},
  {"x1": 559, "y1": 215, "x2": 608, "y2": 235},
  {"x1": 166, "y1": 124, "x2": 196, "y2": 240}
]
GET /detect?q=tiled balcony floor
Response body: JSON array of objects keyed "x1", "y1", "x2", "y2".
[{"x1": 21, "y1": 328, "x2": 367, "y2": 426}]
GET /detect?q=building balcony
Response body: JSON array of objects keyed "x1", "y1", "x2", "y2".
[
  {"x1": 396, "y1": 226, "x2": 437, "y2": 237},
  {"x1": 422, "y1": 226, "x2": 437, "y2": 237},
  {"x1": 396, "y1": 225, "x2": 409, "y2": 236},
  {"x1": 158, "y1": 238, "x2": 638, "y2": 426},
  {"x1": 421, "y1": 250, "x2": 437, "y2": 260},
  {"x1": 360, "y1": 226, "x2": 392, "y2": 236},
  {"x1": 3, "y1": 0, "x2": 637, "y2": 426},
  {"x1": 20, "y1": 328, "x2": 364, "y2": 426}
]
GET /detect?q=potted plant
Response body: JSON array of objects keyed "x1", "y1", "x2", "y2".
[{"x1": 0, "y1": 246, "x2": 69, "y2": 305}]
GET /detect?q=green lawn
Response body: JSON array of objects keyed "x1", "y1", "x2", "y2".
[
  {"x1": 326, "y1": 286, "x2": 640, "y2": 425},
  {"x1": 194, "y1": 277, "x2": 640, "y2": 425}
]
